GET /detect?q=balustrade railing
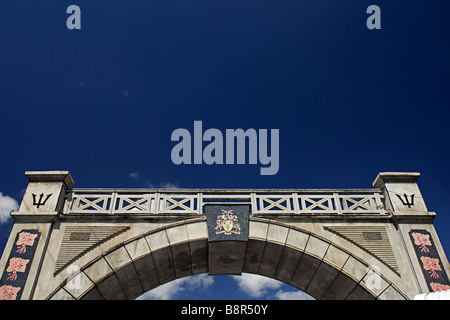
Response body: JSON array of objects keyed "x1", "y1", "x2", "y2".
[{"x1": 63, "y1": 189, "x2": 386, "y2": 216}]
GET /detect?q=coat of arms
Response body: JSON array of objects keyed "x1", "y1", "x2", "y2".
[{"x1": 214, "y1": 210, "x2": 241, "y2": 235}]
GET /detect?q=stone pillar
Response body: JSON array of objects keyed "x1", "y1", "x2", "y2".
[
  {"x1": 0, "y1": 171, "x2": 74, "y2": 300},
  {"x1": 373, "y1": 172, "x2": 429, "y2": 216},
  {"x1": 373, "y1": 172, "x2": 450, "y2": 295}
]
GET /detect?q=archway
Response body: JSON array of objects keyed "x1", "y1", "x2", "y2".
[{"x1": 47, "y1": 219, "x2": 406, "y2": 300}]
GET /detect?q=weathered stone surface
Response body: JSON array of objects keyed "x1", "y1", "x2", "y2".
[
  {"x1": 80, "y1": 286, "x2": 104, "y2": 300},
  {"x1": 242, "y1": 239, "x2": 265, "y2": 274},
  {"x1": 132, "y1": 253, "x2": 159, "y2": 292},
  {"x1": 321, "y1": 272, "x2": 358, "y2": 300},
  {"x1": 346, "y1": 284, "x2": 376, "y2": 300},
  {"x1": 290, "y1": 253, "x2": 322, "y2": 291},
  {"x1": 258, "y1": 241, "x2": 285, "y2": 278},
  {"x1": 114, "y1": 262, "x2": 144, "y2": 299},
  {"x1": 83, "y1": 257, "x2": 113, "y2": 284},
  {"x1": 273, "y1": 246, "x2": 303, "y2": 284},
  {"x1": 125, "y1": 237, "x2": 151, "y2": 261},
  {"x1": 190, "y1": 239, "x2": 208, "y2": 274},
  {"x1": 152, "y1": 247, "x2": 176, "y2": 284},
  {"x1": 171, "y1": 241, "x2": 192, "y2": 278},
  {"x1": 305, "y1": 262, "x2": 340, "y2": 299},
  {"x1": 95, "y1": 273, "x2": 128, "y2": 300},
  {"x1": 208, "y1": 240, "x2": 246, "y2": 275}
]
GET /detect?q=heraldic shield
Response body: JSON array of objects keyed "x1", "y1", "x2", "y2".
[{"x1": 205, "y1": 205, "x2": 249, "y2": 241}]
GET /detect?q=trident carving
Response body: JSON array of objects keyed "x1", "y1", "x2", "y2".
[
  {"x1": 32, "y1": 193, "x2": 52, "y2": 208},
  {"x1": 396, "y1": 193, "x2": 415, "y2": 208}
]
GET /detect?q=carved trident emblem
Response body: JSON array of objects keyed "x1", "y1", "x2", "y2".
[
  {"x1": 396, "y1": 193, "x2": 414, "y2": 208},
  {"x1": 32, "y1": 193, "x2": 52, "y2": 208}
]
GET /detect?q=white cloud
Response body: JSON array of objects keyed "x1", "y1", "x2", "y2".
[
  {"x1": 129, "y1": 172, "x2": 140, "y2": 179},
  {"x1": 137, "y1": 274, "x2": 214, "y2": 300},
  {"x1": 159, "y1": 181, "x2": 179, "y2": 189},
  {"x1": 275, "y1": 290, "x2": 315, "y2": 300},
  {"x1": 136, "y1": 273, "x2": 315, "y2": 300},
  {"x1": 128, "y1": 172, "x2": 179, "y2": 189},
  {"x1": 138, "y1": 278, "x2": 183, "y2": 300},
  {"x1": 231, "y1": 273, "x2": 283, "y2": 298},
  {"x1": 0, "y1": 192, "x2": 19, "y2": 224}
]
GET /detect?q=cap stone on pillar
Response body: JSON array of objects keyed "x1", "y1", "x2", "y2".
[
  {"x1": 373, "y1": 172, "x2": 420, "y2": 188},
  {"x1": 373, "y1": 172, "x2": 429, "y2": 215},
  {"x1": 24, "y1": 171, "x2": 75, "y2": 188},
  {"x1": 16, "y1": 171, "x2": 74, "y2": 218}
]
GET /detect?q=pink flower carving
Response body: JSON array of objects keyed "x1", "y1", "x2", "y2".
[
  {"x1": 420, "y1": 256, "x2": 441, "y2": 279},
  {"x1": 15, "y1": 232, "x2": 37, "y2": 254},
  {"x1": 6, "y1": 257, "x2": 29, "y2": 281},
  {"x1": 412, "y1": 232, "x2": 432, "y2": 253},
  {"x1": 430, "y1": 282, "x2": 450, "y2": 292},
  {"x1": 0, "y1": 285, "x2": 21, "y2": 300}
]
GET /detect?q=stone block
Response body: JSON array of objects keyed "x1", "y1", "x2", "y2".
[
  {"x1": 290, "y1": 253, "x2": 321, "y2": 290},
  {"x1": 321, "y1": 272, "x2": 358, "y2": 300},
  {"x1": 166, "y1": 224, "x2": 189, "y2": 245},
  {"x1": 249, "y1": 220, "x2": 268, "y2": 240},
  {"x1": 341, "y1": 256, "x2": 369, "y2": 282},
  {"x1": 80, "y1": 286, "x2": 105, "y2": 300},
  {"x1": 323, "y1": 244, "x2": 350, "y2": 270},
  {"x1": 62, "y1": 270, "x2": 95, "y2": 299},
  {"x1": 259, "y1": 242, "x2": 285, "y2": 278},
  {"x1": 125, "y1": 237, "x2": 151, "y2": 261},
  {"x1": 190, "y1": 239, "x2": 208, "y2": 274},
  {"x1": 242, "y1": 239, "x2": 265, "y2": 274},
  {"x1": 104, "y1": 246, "x2": 132, "y2": 271},
  {"x1": 306, "y1": 261, "x2": 340, "y2": 299},
  {"x1": 96, "y1": 273, "x2": 128, "y2": 299},
  {"x1": 378, "y1": 285, "x2": 406, "y2": 300},
  {"x1": 209, "y1": 240, "x2": 246, "y2": 275},
  {"x1": 50, "y1": 288, "x2": 75, "y2": 300},
  {"x1": 83, "y1": 257, "x2": 113, "y2": 284},
  {"x1": 304, "y1": 235, "x2": 329, "y2": 260},
  {"x1": 152, "y1": 247, "x2": 176, "y2": 284},
  {"x1": 285, "y1": 228, "x2": 309, "y2": 251},
  {"x1": 133, "y1": 254, "x2": 159, "y2": 292},
  {"x1": 346, "y1": 284, "x2": 376, "y2": 300},
  {"x1": 114, "y1": 263, "x2": 144, "y2": 299},
  {"x1": 146, "y1": 230, "x2": 169, "y2": 251},
  {"x1": 266, "y1": 223, "x2": 289, "y2": 244},
  {"x1": 187, "y1": 221, "x2": 208, "y2": 241},
  {"x1": 274, "y1": 246, "x2": 303, "y2": 284},
  {"x1": 360, "y1": 267, "x2": 389, "y2": 297},
  {"x1": 170, "y1": 241, "x2": 192, "y2": 278}
]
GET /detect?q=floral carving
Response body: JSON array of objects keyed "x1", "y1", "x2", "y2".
[
  {"x1": 0, "y1": 230, "x2": 40, "y2": 300},
  {"x1": 0, "y1": 285, "x2": 20, "y2": 300},
  {"x1": 411, "y1": 232, "x2": 432, "y2": 253},
  {"x1": 430, "y1": 282, "x2": 450, "y2": 292},
  {"x1": 420, "y1": 256, "x2": 442, "y2": 279},
  {"x1": 15, "y1": 232, "x2": 38, "y2": 254},
  {"x1": 6, "y1": 257, "x2": 29, "y2": 281}
]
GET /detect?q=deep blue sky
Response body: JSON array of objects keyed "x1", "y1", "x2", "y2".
[{"x1": 0, "y1": 0, "x2": 449, "y2": 299}]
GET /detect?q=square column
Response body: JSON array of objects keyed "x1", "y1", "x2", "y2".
[
  {"x1": 373, "y1": 172, "x2": 430, "y2": 216},
  {"x1": 373, "y1": 172, "x2": 450, "y2": 295},
  {"x1": 0, "y1": 171, "x2": 74, "y2": 299},
  {"x1": 14, "y1": 171, "x2": 74, "y2": 221}
]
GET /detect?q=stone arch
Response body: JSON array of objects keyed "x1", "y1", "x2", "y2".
[{"x1": 47, "y1": 219, "x2": 407, "y2": 300}]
